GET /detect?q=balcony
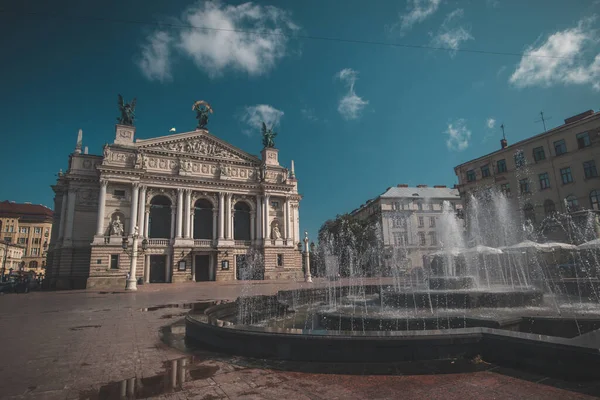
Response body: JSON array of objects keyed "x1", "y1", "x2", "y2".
[
  {"x1": 148, "y1": 239, "x2": 169, "y2": 246},
  {"x1": 194, "y1": 239, "x2": 213, "y2": 247},
  {"x1": 234, "y1": 240, "x2": 252, "y2": 246}
]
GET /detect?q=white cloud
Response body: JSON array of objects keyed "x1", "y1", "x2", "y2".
[
  {"x1": 396, "y1": 0, "x2": 441, "y2": 32},
  {"x1": 335, "y1": 68, "x2": 369, "y2": 120},
  {"x1": 431, "y1": 9, "x2": 474, "y2": 55},
  {"x1": 137, "y1": 31, "x2": 173, "y2": 83},
  {"x1": 300, "y1": 108, "x2": 318, "y2": 122},
  {"x1": 137, "y1": 1, "x2": 299, "y2": 80},
  {"x1": 486, "y1": 118, "x2": 496, "y2": 129},
  {"x1": 445, "y1": 119, "x2": 471, "y2": 151},
  {"x1": 240, "y1": 104, "x2": 284, "y2": 136},
  {"x1": 509, "y1": 17, "x2": 600, "y2": 90}
]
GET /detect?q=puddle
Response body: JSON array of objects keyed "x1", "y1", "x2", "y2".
[
  {"x1": 78, "y1": 356, "x2": 219, "y2": 399},
  {"x1": 70, "y1": 325, "x2": 102, "y2": 331},
  {"x1": 139, "y1": 301, "x2": 222, "y2": 313}
]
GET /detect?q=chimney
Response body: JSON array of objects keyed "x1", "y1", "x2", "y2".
[
  {"x1": 416, "y1": 184, "x2": 428, "y2": 188},
  {"x1": 397, "y1": 184, "x2": 409, "y2": 188},
  {"x1": 564, "y1": 110, "x2": 594, "y2": 125},
  {"x1": 500, "y1": 138, "x2": 508, "y2": 149},
  {"x1": 433, "y1": 185, "x2": 447, "y2": 188}
]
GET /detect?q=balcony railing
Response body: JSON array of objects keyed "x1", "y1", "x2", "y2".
[
  {"x1": 148, "y1": 239, "x2": 169, "y2": 246},
  {"x1": 194, "y1": 239, "x2": 213, "y2": 247},
  {"x1": 234, "y1": 240, "x2": 252, "y2": 246}
]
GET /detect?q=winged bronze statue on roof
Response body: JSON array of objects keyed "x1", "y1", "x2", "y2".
[
  {"x1": 193, "y1": 100, "x2": 213, "y2": 130},
  {"x1": 117, "y1": 94, "x2": 137, "y2": 126},
  {"x1": 261, "y1": 122, "x2": 277, "y2": 148}
]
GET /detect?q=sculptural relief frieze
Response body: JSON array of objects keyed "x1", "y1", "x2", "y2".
[{"x1": 153, "y1": 138, "x2": 243, "y2": 161}]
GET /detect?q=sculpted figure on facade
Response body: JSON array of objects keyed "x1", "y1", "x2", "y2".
[
  {"x1": 271, "y1": 222, "x2": 281, "y2": 240},
  {"x1": 103, "y1": 145, "x2": 111, "y2": 162},
  {"x1": 117, "y1": 94, "x2": 137, "y2": 126},
  {"x1": 111, "y1": 216, "x2": 124, "y2": 236},
  {"x1": 134, "y1": 152, "x2": 144, "y2": 169}
]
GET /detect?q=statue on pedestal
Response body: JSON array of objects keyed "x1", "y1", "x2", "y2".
[
  {"x1": 192, "y1": 100, "x2": 213, "y2": 130},
  {"x1": 261, "y1": 122, "x2": 277, "y2": 148},
  {"x1": 117, "y1": 94, "x2": 137, "y2": 126},
  {"x1": 111, "y1": 216, "x2": 124, "y2": 236},
  {"x1": 271, "y1": 222, "x2": 281, "y2": 240}
]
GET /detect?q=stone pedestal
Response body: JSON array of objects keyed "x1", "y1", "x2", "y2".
[
  {"x1": 114, "y1": 124, "x2": 136, "y2": 145},
  {"x1": 261, "y1": 147, "x2": 279, "y2": 166}
]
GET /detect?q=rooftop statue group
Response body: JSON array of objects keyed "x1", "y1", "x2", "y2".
[{"x1": 116, "y1": 95, "x2": 277, "y2": 148}]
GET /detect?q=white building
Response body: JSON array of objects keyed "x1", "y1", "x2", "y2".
[
  {"x1": 47, "y1": 119, "x2": 303, "y2": 289},
  {"x1": 0, "y1": 241, "x2": 24, "y2": 275},
  {"x1": 351, "y1": 185, "x2": 463, "y2": 273}
]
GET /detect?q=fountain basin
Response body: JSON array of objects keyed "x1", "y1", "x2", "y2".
[{"x1": 428, "y1": 276, "x2": 476, "y2": 290}]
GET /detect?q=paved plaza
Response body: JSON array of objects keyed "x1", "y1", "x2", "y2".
[{"x1": 0, "y1": 281, "x2": 599, "y2": 399}]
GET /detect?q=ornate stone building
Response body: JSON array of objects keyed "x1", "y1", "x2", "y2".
[{"x1": 47, "y1": 116, "x2": 303, "y2": 289}]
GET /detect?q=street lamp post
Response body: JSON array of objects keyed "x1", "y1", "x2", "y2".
[
  {"x1": 122, "y1": 226, "x2": 148, "y2": 291},
  {"x1": 303, "y1": 231, "x2": 312, "y2": 283},
  {"x1": 1, "y1": 241, "x2": 8, "y2": 282}
]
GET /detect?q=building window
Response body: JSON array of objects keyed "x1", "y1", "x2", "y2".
[
  {"x1": 539, "y1": 173, "x2": 551, "y2": 189},
  {"x1": 417, "y1": 202, "x2": 423, "y2": 211},
  {"x1": 519, "y1": 179, "x2": 530, "y2": 194},
  {"x1": 584, "y1": 160, "x2": 598, "y2": 179},
  {"x1": 590, "y1": 190, "x2": 600, "y2": 210},
  {"x1": 271, "y1": 201, "x2": 280, "y2": 209},
  {"x1": 560, "y1": 167, "x2": 573, "y2": 184},
  {"x1": 32, "y1": 238, "x2": 40, "y2": 245},
  {"x1": 566, "y1": 195, "x2": 579, "y2": 211},
  {"x1": 110, "y1": 255, "x2": 119, "y2": 269},
  {"x1": 418, "y1": 232, "x2": 426, "y2": 246},
  {"x1": 277, "y1": 254, "x2": 283, "y2": 267},
  {"x1": 533, "y1": 146, "x2": 545, "y2": 162},
  {"x1": 8, "y1": 226, "x2": 13, "y2": 233},
  {"x1": 500, "y1": 183, "x2": 510, "y2": 197},
  {"x1": 392, "y1": 201, "x2": 400, "y2": 211},
  {"x1": 31, "y1": 248, "x2": 39, "y2": 256},
  {"x1": 418, "y1": 217, "x2": 424, "y2": 227},
  {"x1": 429, "y1": 232, "x2": 437, "y2": 246},
  {"x1": 17, "y1": 237, "x2": 26, "y2": 245},
  {"x1": 34, "y1": 227, "x2": 41, "y2": 234},
  {"x1": 113, "y1": 189, "x2": 126, "y2": 197},
  {"x1": 392, "y1": 218, "x2": 402, "y2": 228},
  {"x1": 544, "y1": 199, "x2": 556, "y2": 216},
  {"x1": 20, "y1": 227, "x2": 28, "y2": 234},
  {"x1": 497, "y1": 159, "x2": 507, "y2": 173},
  {"x1": 577, "y1": 132, "x2": 591, "y2": 149},
  {"x1": 481, "y1": 164, "x2": 490, "y2": 178},
  {"x1": 466, "y1": 170, "x2": 476, "y2": 182},
  {"x1": 3, "y1": 237, "x2": 11, "y2": 243},
  {"x1": 523, "y1": 203, "x2": 536, "y2": 224},
  {"x1": 514, "y1": 150, "x2": 526, "y2": 168},
  {"x1": 554, "y1": 139, "x2": 567, "y2": 155},
  {"x1": 429, "y1": 217, "x2": 435, "y2": 227}
]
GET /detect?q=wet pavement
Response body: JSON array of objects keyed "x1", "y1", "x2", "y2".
[{"x1": 0, "y1": 280, "x2": 599, "y2": 399}]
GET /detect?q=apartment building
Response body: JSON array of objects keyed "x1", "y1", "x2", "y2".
[{"x1": 454, "y1": 109, "x2": 600, "y2": 242}]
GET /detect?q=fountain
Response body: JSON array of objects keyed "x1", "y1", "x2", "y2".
[{"x1": 186, "y1": 190, "x2": 600, "y2": 378}]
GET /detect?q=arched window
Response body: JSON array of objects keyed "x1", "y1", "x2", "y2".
[
  {"x1": 523, "y1": 203, "x2": 536, "y2": 223},
  {"x1": 29, "y1": 260, "x2": 38, "y2": 270},
  {"x1": 193, "y1": 199, "x2": 214, "y2": 239},
  {"x1": 590, "y1": 190, "x2": 600, "y2": 211},
  {"x1": 565, "y1": 195, "x2": 579, "y2": 211},
  {"x1": 233, "y1": 202, "x2": 251, "y2": 241},
  {"x1": 544, "y1": 199, "x2": 556, "y2": 216},
  {"x1": 149, "y1": 195, "x2": 172, "y2": 238}
]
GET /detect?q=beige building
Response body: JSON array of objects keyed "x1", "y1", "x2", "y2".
[
  {"x1": 46, "y1": 119, "x2": 303, "y2": 289},
  {"x1": 0, "y1": 201, "x2": 53, "y2": 275},
  {"x1": 351, "y1": 185, "x2": 463, "y2": 272},
  {"x1": 0, "y1": 241, "x2": 25, "y2": 276},
  {"x1": 454, "y1": 109, "x2": 600, "y2": 242}
]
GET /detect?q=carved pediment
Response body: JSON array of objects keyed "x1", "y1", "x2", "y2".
[{"x1": 136, "y1": 131, "x2": 259, "y2": 164}]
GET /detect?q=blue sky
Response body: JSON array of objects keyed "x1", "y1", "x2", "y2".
[{"x1": 1, "y1": 0, "x2": 600, "y2": 240}]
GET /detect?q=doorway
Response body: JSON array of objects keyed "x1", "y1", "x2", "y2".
[
  {"x1": 149, "y1": 255, "x2": 166, "y2": 283},
  {"x1": 194, "y1": 255, "x2": 211, "y2": 282}
]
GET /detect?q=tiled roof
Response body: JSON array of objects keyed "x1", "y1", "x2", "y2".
[
  {"x1": 0, "y1": 201, "x2": 53, "y2": 220},
  {"x1": 380, "y1": 186, "x2": 459, "y2": 198}
]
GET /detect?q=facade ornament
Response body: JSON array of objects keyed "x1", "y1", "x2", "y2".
[
  {"x1": 111, "y1": 216, "x2": 124, "y2": 236},
  {"x1": 178, "y1": 158, "x2": 193, "y2": 176},
  {"x1": 217, "y1": 162, "x2": 228, "y2": 179},
  {"x1": 103, "y1": 145, "x2": 111, "y2": 161},
  {"x1": 154, "y1": 137, "x2": 243, "y2": 160},
  {"x1": 117, "y1": 94, "x2": 137, "y2": 126},
  {"x1": 261, "y1": 122, "x2": 277, "y2": 148},
  {"x1": 192, "y1": 100, "x2": 213, "y2": 130},
  {"x1": 271, "y1": 221, "x2": 281, "y2": 240},
  {"x1": 134, "y1": 151, "x2": 144, "y2": 169}
]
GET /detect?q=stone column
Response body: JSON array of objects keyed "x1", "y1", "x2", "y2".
[
  {"x1": 165, "y1": 252, "x2": 171, "y2": 283},
  {"x1": 95, "y1": 180, "x2": 108, "y2": 236},
  {"x1": 295, "y1": 204, "x2": 300, "y2": 244},
  {"x1": 250, "y1": 215, "x2": 255, "y2": 241},
  {"x1": 130, "y1": 183, "x2": 140, "y2": 235},
  {"x1": 170, "y1": 206, "x2": 176, "y2": 239},
  {"x1": 284, "y1": 197, "x2": 290, "y2": 241},
  {"x1": 184, "y1": 189, "x2": 192, "y2": 238},
  {"x1": 225, "y1": 194, "x2": 232, "y2": 239},
  {"x1": 64, "y1": 189, "x2": 77, "y2": 242},
  {"x1": 144, "y1": 210, "x2": 150, "y2": 238},
  {"x1": 263, "y1": 194, "x2": 270, "y2": 240},
  {"x1": 218, "y1": 193, "x2": 225, "y2": 239},
  {"x1": 137, "y1": 185, "x2": 147, "y2": 236},
  {"x1": 144, "y1": 254, "x2": 150, "y2": 283},
  {"x1": 176, "y1": 189, "x2": 183, "y2": 239},
  {"x1": 256, "y1": 195, "x2": 262, "y2": 240},
  {"x1": 58, "y1": 190, "x2": 68, "y2": 239},
  {"x1": 190, "y1": 210, "x2": 195, "y2": 240},
  {"x1": 212, "y1": 210, "x2": 218, "y2": 240}
]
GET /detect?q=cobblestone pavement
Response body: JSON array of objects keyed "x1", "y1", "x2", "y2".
[{"x1": 0, "y1": 281, "x2": 599, "y2": 399}]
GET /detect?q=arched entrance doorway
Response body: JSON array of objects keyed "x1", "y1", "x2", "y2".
[
  {"x1": 193, "y1": 199, "x2": 213, "y2": 239},
  {"x1": 233, "y1": 202, "x2": 251, "y2": 240},
  {"x1": 149, "y1": 195, "x2": 171, "y2": 238}
]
